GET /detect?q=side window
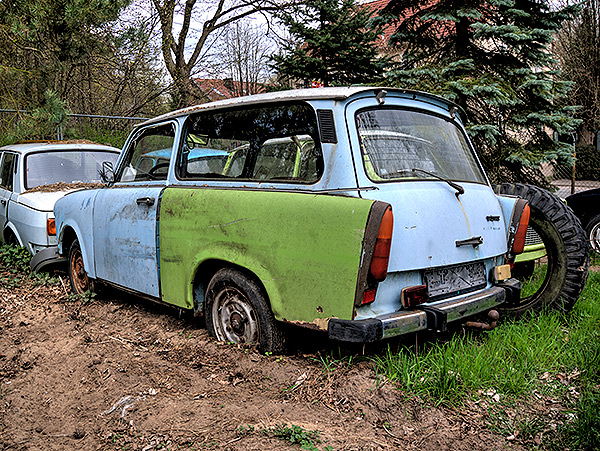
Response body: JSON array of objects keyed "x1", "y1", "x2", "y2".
[
  {"x1": 0, "y1": 153, "x2": 16, "y2": 191},
  {"x1": 181, "y1": 134, "x2": 249, "y2": 179},
  {"x1": 253, "y1": 136, "x2": 318, "y2": 181},
  {"x1": 120, "y1": 123, "x2": 175, "y2": 182},
  {"x1": 178, "y1": 103, "x2": 323, "y2": 183}
]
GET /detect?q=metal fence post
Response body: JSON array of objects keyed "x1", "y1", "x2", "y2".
[{"x1": 571, "y1": 133, "x2": 577, "y2": 195}]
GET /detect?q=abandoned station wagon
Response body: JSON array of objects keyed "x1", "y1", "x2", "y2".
[{"x1": 54, "y1": 87, "x2": 546, "y2": 352}]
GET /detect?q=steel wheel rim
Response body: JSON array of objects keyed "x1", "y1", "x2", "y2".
[
  {"x1": 211, "y1": 286, "x2": 259, "y2": 345},
  {"x1": 589, "y1": 223, "x2": 600, "y2": 253},
  {"x1": 70, "y1": 247, "x2": 89, "y2": 294}
]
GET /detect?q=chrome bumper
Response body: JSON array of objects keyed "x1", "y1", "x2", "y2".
[{"x1": 328, "y1": 279, "x2": 520, "y2": 343}]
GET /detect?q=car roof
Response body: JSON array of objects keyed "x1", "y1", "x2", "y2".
[
  {"x1": 0, "y1": 141, "x2": 121, "y2": 155},
  {"x1": 138, "y1": 87, "x2": 461, "y2": 127}
]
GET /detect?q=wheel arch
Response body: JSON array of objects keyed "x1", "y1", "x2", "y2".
[
  {"x1": 2, "y1": 223, "x2": 23, "y2": 246},
  {"x1": 60, "y1": 225, "x2": 77, "y2": 256},
  {"x1": 190, "y1": 258, "x2": 277, "y2": 317},
  {"x1": 58, "y1": 223, "x2": 96, "y2": 279}
]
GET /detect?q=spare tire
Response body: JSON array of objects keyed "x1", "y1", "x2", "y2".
[{"x1": 495, "y1": 183, "x2": 589, "y2": 315}]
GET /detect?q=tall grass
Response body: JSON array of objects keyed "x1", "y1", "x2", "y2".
[{"x1": 372, "y1": 271, "x2": 600, "y2": 447}]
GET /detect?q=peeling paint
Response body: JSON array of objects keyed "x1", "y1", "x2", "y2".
[{"x1": 285, "y1": 317, "x2": 331, "y2": 331}]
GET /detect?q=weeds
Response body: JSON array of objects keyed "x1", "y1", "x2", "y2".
[
  {"x1": 236, "y1": 423, "x2": 333, "y2": 451},
  {"x1": 66, "y1": 289, "x2": 96, "y2": 304},
  {"x1": 312, "y1": 348, "x2": 355, "y2": 374},
  {"x1": 272, "y1": 423, "x2": 322, "y2": 449},
  {"x1": 0, "y1": 243, "x2": 31, "y2": 274},
  {"x1": 30, "y1": 271, "x2": 62, "y2": 287}
]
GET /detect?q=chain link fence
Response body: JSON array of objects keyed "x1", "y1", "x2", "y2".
[
  {"x1": 0, "y1": 110, "x2": 147, "y2": 149},
  {"x1": 547, "y1": 144, "x2": 600, "y2": 199}
]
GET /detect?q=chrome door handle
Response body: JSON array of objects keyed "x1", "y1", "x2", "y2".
[
  {"x1": 0, "y1": 199, "x2": 6, "y2": 206},
  {"x1": 136, "y1": 197, "x2": 155, "y2": 206}
]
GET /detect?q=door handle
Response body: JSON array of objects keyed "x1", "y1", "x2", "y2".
[
  {"x1": 0, "y1": 199, "x2": 6, "y2": 206},
  {"x1": 136, "y1": 197, "x2": 155, "y2": 206}
]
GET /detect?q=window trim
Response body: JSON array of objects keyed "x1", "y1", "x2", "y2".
[{"x1": 115, "y1": 121, "x2": 178, "y2": 183}]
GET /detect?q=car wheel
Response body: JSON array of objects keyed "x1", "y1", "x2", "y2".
[
  {"x1": 205, "y1": 268, "x2": 285, "y2": 354},
  {"x1": 495, "y1": 183, "x2": 589, "y2": 314},
  {"x1": 584, "y1": 214, "x2": 600, "y2": 253},
  {"x1": 68, "y1": 239, "x2": 95, "y2": 295}
]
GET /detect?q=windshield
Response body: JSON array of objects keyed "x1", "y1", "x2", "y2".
[
  {"x1": 356, "y1": 108, "x2": 486, "y2": 184},
  {"x1": 25, "y1": 150, "x2": 120, "y2": 189}
]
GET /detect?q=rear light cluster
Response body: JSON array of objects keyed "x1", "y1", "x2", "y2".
[
  {"x1": 511, "y1": 203, "x2": 530, "y2": 255},
  {"x1": 359, "y1": 205, "x2": 393, "y2": 306},
  {"x1": 370, "y1": 206, "x2": 393, "y2": 282},
  {"x1": 401, "y1": 285, "x2": 428, "y2": 308}
]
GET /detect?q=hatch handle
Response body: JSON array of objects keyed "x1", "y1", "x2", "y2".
[{"x1": 456, "y1": 236, "x2": 483, "y2": 247}]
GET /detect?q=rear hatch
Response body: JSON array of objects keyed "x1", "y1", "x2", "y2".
[{"x1": 345, "y1": 93, "x2": 508, "y2": 300}]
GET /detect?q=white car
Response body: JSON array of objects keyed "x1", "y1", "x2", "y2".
[{"x1": 0, "y1": 142, "x2": 120, "y2": 267}]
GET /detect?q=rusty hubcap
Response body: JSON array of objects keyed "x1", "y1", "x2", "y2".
[{"x1": 70, "y1": 248, "x2": 89, "y2": 294}]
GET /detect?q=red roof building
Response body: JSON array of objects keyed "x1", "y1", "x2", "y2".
[{"x1": 193, "y1": 78, "x2": 266, "y2": 102}]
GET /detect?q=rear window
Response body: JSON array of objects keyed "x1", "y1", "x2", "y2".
[
  {"x1": 25, "y1": 150, "x2": 119, "y2": 189},
  {"x1": 356, "y1": 108, "x2": 486, "y2": 184}
]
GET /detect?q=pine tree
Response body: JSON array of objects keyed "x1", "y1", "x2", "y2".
[
  {"x1": 376, "y1": 0, "x2": 580, "y2": 184},
  {"x1": 555, "y1": 0, "x2": 600, "y2": 146},
  {"x1": 272, "y1": 0, "x2": 386, "y2": 88}
]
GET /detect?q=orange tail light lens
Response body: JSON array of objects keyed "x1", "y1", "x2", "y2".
[
  {"x1": 370, "y1": 206, "x2": 393, "y2": 281},
  {"x1": 511, "y1": 204, "x2": 530, "y2": 254},
  {"x1": 47, "y1": 218, "x2": 56, "y2": 236}
]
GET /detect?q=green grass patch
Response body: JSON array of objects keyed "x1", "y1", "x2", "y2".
[
  {"x1": 372, "y1": 310, "x2": 571, "y2": 405},
  {"x1": 372, "y1": 271, "x2": 600, "y2": 448},
  {"x1": 373, "y1": 272, "x2": 600, "y2": 406},
  {"x1": 520, "y1": 261, "x2": 548, "y2": 298}
]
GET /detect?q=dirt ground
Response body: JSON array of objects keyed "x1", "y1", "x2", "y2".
[{"x1": 1, "y1": 271, "x2": 554, "y2": 451}]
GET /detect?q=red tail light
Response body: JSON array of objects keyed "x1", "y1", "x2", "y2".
[
  {"x1": 362, "y1": 288, "x2": 377, "y2": 305},
  {"x1": 401, "y1": 285, "x2": 428, "y2": 308},
  {"x1": 370, "y1": 206, "x2": 393, "y2": 281},
  {"x1": 511, "y1": 204, "x2": 530, "y2": 254}
]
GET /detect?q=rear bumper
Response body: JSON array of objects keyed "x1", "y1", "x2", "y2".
[
  {"x1": 30, "y1": 246, "x2": 66, "y2": 272},
  {"x1": 328, "y1": 279, "x2": 520, "y2": 343}
]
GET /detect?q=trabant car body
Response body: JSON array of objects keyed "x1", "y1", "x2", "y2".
[
  {"x1": 54, "y1": 87, "x2": 529, "y2": 352},
  {"x1": 0, "y1": 142, "x2": 120, "y2": 256}
]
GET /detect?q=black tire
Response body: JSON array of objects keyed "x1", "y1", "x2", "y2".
[
  {"x1": 495, "y1": 183, "x2": 589, "y2": 314},
  {"x1": 584, "y1": 213, "x2": 600, "y2": 253},
  {"x1": 205, "y1": 268, "x2": 286, "y2": 354},
  {"x1": 68, "y1": 239, "x2": 95, "y2": 295}
]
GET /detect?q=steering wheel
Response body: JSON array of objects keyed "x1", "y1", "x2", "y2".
[{"x1": 148, "y1": 162, "x2": 170, "y2": 178}]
